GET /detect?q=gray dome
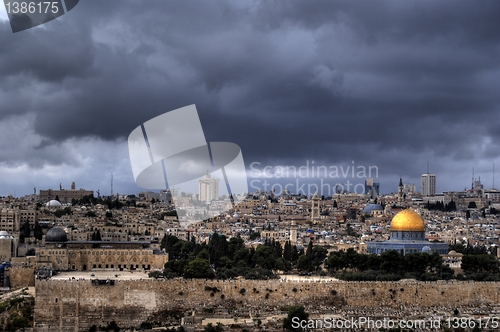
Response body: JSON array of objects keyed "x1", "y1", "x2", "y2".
[
  {"x1": 46, "y1": 200, "x2": 62, "y2": 207},
  {"x1": 421, "y1": 246, "x2": 432, "y2": 253},
  {"x1": 0, "y1": 231, "x2": 13, "y2": 239},
  {"x1": 363, "y1": 204, "x2": 383, "y2": 214},
  {"x1": 45, "y1": 227, "x2": 67, "y2": 242}
]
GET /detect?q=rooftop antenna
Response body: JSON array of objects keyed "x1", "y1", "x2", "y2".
[
  {"x1": 494, "y1": 163, "x2": 495, "y2": 188},
  {"x1": 111, "y1": 173, "x2": 113, "y2": 197},
  {"x1": 427, "y1": 161, "x2": 429, "y2": 174},
  {"x1": 472, "y1": 167, "x2": 474, "y2": 190}
]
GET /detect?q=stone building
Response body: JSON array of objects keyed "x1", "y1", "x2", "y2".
[
  {"x1": 0, "y1": 207, "x2": 20, "y2": 233},
  {"x1": 35, "y1": 227, "x2": 167, "y2": 272},
  {"x1": 39, "y1": 182, "x2": 93, "y2": 204}
]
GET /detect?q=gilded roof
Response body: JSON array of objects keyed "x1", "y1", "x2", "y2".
[{"x1": 390, "y1": 209, "x2": 425, "y2": 232}]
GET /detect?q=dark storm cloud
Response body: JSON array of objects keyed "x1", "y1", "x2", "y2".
[{"x1": 1, "y1": 0, "x2": 500, "y2": 193}]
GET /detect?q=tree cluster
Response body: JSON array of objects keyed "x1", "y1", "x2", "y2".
[
  {"x1": 325, "y1": 248, "x2": 454, "y2": 281},
  {"x1": 71, "y1": 195, "x2": 132, "y2": 209},
  {"x1": 53, "y1": 207, "x2": 72, "y2": 218},
  {"x1": 160, "y1": 233, "x2": 304, "y2": 279},
  {"x1": 459, "y1": 254, "x2": 500, "y2": 281},
  {"x1": 295, "y1": 241, "x2": 328, "y2": 273},
  {"x1": 91, "y1": 230, "x2": 102, "y2": 241},
  {"x1": 426, "y1": 200, "x2": 456, "y2": 211}
]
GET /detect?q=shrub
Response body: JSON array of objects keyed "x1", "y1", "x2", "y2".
[{"x1": 140, "y1": 321, "x2": 153, "y2": 329}]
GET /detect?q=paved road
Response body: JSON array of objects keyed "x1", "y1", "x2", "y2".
[{"x1": 279, "y1": 275, "x2": 339, "y2": 282}]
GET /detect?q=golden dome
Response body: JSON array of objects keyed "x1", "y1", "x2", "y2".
[{"x1": 390, "y1": 209, "x2": 425, "y2": 232}]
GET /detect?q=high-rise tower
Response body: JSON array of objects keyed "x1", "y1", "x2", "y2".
[
  {"x1": 421, "y1": 173, "x2": 436, "y2": 196},
  {"x1": 198, "y1": 174, "x2": 220, "y2": 202}
]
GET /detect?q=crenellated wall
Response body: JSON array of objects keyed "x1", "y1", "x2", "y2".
[{"x1": 34, "y1": 278, "x2": 500, "y2": 332}]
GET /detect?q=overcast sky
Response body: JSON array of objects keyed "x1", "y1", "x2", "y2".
[{"x1": 0, "y1": 0, "x2": 499, "y2": 197}]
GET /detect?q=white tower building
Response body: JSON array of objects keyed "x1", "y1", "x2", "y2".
[
  {"x1": 198, "y1": 174, "x2": 220, "y2": 202},
  {"x1": 421, "y1": 173, "x2": 436, "y2": 196}
]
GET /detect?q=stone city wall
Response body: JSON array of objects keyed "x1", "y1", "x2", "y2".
[
  {"x1": 10, "y1": 267, "x2": 35, "y2": 288},
  {"x1": 34, "y1": 278, "x2": 500, "y2": 331}
]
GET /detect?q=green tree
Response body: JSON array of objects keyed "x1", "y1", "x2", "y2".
[
  {"x1": 271, "y1": 239, "x2": 283, "y2": 259},
  {"x1": 106, "y1": 320, "x2": 120, "y2": 332},
  {"x1": 283, "y1": 241, "x2": 293, "y2": 261},
  {"x1": 283, "y1": 305, "x2": 309, "y2": 331},
  {"x1": 306, "y1": 241, "x2": 313, "y2": 259},
  {"x1": 275, "y1": 257, "x2": 291, "y2": 271},
  {"x1": 34, "y1": 221, "x2": 43, "y2": 240},
  {"x1": 462, "y1": 254, "x2": 499, "y2": 274},
  {"x1": 310, "y1": 245, "x2": 328, "y2": 269},
  {"x1": 208, "y1": 233, "x2": 228, "y2": 266},
  {"x1": 20, "y1": 220, "x2": 30, "y2": 243},
  {"x1": 183, "y1": 258, "x2": 214, "y2": 278},
  {"x1": 204, "y1": 322, "x2": 223, "y2": 332},
  {"x1": 249, "y1": 231, "x2": 260, "y2": 240},
  {"x1": 296, "y1": 255, "x2": 311, "y2": 272},
  {"x1": 227, "y1": 237, "x2": 245, "y2": 258},
  {"x1": 196, "y1": 248, "x2": 210, "y2": 260},
  {"x1": 54, "y1": 207, "x2": 72, "y2": 218},
  {"x1": 380, "y1": 250, "x2": 403, "y2": 274},
  {"x1": 253, "y1": 245, "x2": 275, "y2": 270},
  {"x1": 325, "y1": 252, "x2": 343, "y2": 273}
]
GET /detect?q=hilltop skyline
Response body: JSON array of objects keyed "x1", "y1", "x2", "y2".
[{"x1": 1, "y1": 1, "x2": 500, "y2": 196}]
